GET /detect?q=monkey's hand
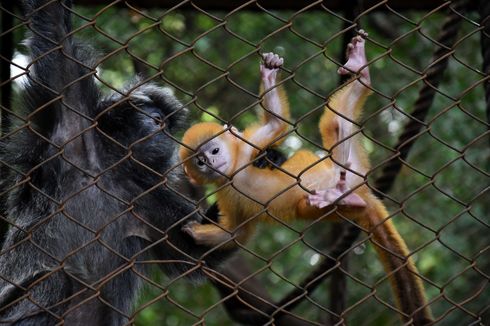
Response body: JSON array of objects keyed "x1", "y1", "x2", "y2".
[
  {"x1": 260, "y1": 52, "x2": 284, "y2": 90},
  {"x1": 182, "y1": 221, "x2": 233, "y2": 247},
  {"x1": 182, "y1": 220, "x2": 200, "y2": 239},
  {"x1": 308, "y1": 187, "x2": 366, "y2": 209}
]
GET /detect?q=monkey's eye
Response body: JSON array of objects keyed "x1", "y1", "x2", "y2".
[
  {"x1": 196, "y1": 156, "x2": 207, "y2": 167},
  {"x1": 211, "y1": 148, "x2": 220, "y2": 155},
  {"x1": 150, "y1": 113, "x2": 164, "y2": 126}
]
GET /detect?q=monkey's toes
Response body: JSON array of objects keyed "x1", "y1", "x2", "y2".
[
  {"x1": 346, "y1": 31, "x2": 367, "y2": 56},
  {"x1": 347, "y1": 36, "x2": 365, "y2": 54},
  {"x1": 340, "y1": 35, "x2": 368, "y2": 75}
]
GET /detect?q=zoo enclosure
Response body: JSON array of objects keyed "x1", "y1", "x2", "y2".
[{"x1": 0, "y1": 0, "x2": 489, "y2": 325}]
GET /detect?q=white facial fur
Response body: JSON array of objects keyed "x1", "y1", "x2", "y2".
[{"x1": 195, "y1": 139, "x2": 231, "y2": 177}]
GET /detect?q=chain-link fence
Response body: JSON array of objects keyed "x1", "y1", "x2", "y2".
[{"x1": 0, "y1": 0, "x2": 488, "y2": 325}]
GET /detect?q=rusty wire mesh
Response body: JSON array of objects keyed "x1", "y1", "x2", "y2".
[{"x1": 0, "y1": 0, "x2": 489, "y2": 325}]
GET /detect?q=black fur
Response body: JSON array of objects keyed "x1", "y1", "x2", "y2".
[
  {"x1": 0, "y1": 1, "x2": 231, "y2": 324},
  {"x1": 253, "y1": 148, "x2": 288, "y2": 170}
]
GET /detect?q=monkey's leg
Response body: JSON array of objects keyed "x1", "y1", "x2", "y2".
[
  {"x1": 182, "y1": 221, "x2": 233, "y2": 247},
  {"x1": 310, "y1": 30, "x2": 371, "y2": 209}
]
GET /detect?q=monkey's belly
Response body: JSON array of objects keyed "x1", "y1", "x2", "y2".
[{"x1": 230, "y1": 151, "x2": 336, "y2": 219}]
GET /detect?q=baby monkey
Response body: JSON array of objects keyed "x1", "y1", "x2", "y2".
[
  {"x1": 180, "y1": 31, "x2": 432, "y2": 325},
  {"x1": 180, "y1": 37, "x2": 370, "y2": 246}
]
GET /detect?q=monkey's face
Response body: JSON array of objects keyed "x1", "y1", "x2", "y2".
[
  {"x1": 98, "y1": 84, "x2": 187, "y2": 172},
  {"x1": 180, "y1": 122, "x2": 238, "y2": 185},
  {"x1": 194, "y1": 138, "x2": 233, "y2": 179}
]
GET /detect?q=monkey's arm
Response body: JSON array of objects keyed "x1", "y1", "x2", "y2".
[
  {"x1": 23, "y1": 0, "x2": 100, "y2": 167},
  {"x1": 181, "y1": 221, "x2": 233, "y2": 247},
  {"x1": 181, "y1": 207, "x2": 252, "y2": 248},
  {"x1": 23, "y1": 0, "x2": 97, "y2": 115},
  {"x1": 247, "y1": 53, "x2": 290, "y2": 151}
]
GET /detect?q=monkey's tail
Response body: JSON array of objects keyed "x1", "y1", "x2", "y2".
[{"x1": 361, "y1": 197, "x2": 433, "y2": 325}]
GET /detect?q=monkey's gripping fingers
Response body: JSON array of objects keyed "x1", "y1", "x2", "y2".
[
  {"x1": 182, "y1": 220, "x2": 233, "y2": 246},
  {"x1": 262, "y1": 52, "x2": 284, "y2": 70},
  {"x1": 182, "y1": 221, "x2": 202, "y2": 243},
  {"x1": 308, "y1": 188, "x2": 367, "y2": 209},
  {"x1": 182, "y1": 221, "x2": 211, "y2": 245},
  {"x1": 260, "y1": 52, "x2": 284, "y2": 88}
]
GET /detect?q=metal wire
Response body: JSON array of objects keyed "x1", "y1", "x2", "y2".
[
  {"x1": 373, "y1": 0, "x2": 468, "y2": 196},
  {"x1": 0, "y1": 1, "x2": 488, "y2": 325}
]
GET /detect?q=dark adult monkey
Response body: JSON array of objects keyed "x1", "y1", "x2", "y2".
[{"x1": 0, "y1": 1, "x2": 232, "y2": 324}]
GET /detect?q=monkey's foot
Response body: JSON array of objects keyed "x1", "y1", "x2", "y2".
[
  {"x1": 260, "y1": 52, "x2": 284, "y2": 87},
  {"x1": 337, "y1": 29, "x2": 370, "y2": 83},
  {"x1": 308, "y1": 188, "x2": 367, "y2": 209}
]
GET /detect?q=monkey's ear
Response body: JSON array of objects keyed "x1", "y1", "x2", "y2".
[{"x1": 183, "y1": 166, "x2": 199, "y2": 185}]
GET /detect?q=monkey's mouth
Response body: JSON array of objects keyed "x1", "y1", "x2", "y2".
[{"x1": 213, "y1": 162, "x2": 227, "y2": 173}]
